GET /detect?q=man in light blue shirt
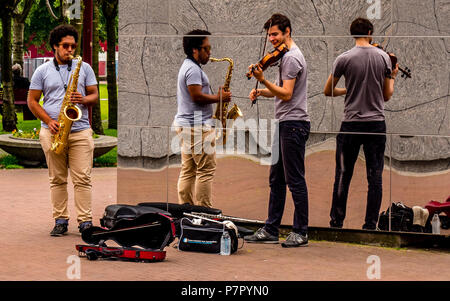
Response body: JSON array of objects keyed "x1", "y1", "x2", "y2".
[
  {"x1": 28, "y1": 24, "x2": 98, "y2": 236},
  {"x1": 174, "y1": 29, "x2": 231, "y2": 208}
]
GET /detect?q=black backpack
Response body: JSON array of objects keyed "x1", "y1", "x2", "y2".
[
  {"x1": 178, "y1": 218, "x2": 239, "y2": 254},
  {"x1": 378, "y1": 202, "x2": 414, "y2": 232}
]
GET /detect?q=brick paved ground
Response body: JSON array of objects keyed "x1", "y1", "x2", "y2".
[{"x1": 1, "y1": 168, "x2": 449, "y2": 281}]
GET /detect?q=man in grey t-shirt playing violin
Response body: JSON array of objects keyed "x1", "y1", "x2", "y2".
[
  {"x1": 244, "y1": 13, "x2": 310, "y2": 247},
  {"x1": 323, "y1": 18, "x2": 399, "y2": 230}
]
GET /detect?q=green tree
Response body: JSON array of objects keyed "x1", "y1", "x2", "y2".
[
  {"x1": 1, "y1": 0, "x2": 20, "y2": 132},
  {"x1": 44, "y1": 0, "x2": 67, "y2": 23},
  {"x1": 12, "y1": 0, "x2": 35, "y2": 69},
  {"x1": 91, "y1": 0, "x2": 104, "y2": 135},
  {"x1": 23, "y1": 1, "x2": 108, "y2": 53},
  {"x1": 23, "y1": 0, "x2": 60, "y2": 53},
  {"x1": 100, "y1": 0, "x2": 118, "y2": 130},
  {"x1": 45, "y1": 0, "x2": 83, "y2": 55}
]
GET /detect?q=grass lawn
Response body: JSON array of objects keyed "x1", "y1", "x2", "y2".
[{"x1": 0, "y1": 84, "x2": 117, "y2": 168}]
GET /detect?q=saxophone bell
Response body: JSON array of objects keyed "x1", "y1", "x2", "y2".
[
  {"x1": 209, "y1": 57, "x2": 243, "y2": 145},
  {"x1": 63, "y1": 104, "x2": 82, "y2": 122},
  {"x1": 226, "y1": 103, "x2": 243, "y2": 121}
]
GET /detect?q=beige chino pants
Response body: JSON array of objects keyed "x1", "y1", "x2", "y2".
[
  {"x1": 40, "y1": 127, "x2": 94, "y2": 224},
  {"x1": 176, "y1": 127, "x2": 216, "y2": 208}
]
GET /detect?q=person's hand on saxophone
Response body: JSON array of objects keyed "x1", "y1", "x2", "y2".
[
  {"x1": 216, "y1": 86, "x2": 232, "y2": 103},
  {"x1": 70, "y1": 91, "x2": 87, "y2": 106},
  {"x1": 47, "y1": 119, "x2": 60, "y2": 135},
  {"x1": 70, "y1": 86, "x2": 99, "y2": 107}
]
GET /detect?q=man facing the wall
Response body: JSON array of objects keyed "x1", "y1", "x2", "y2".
[{"x1": 323, "y1": 18, "x2": 399, "y2": 230}]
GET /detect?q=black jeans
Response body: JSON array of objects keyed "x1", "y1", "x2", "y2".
[
  {"x1": 264, "y1": 120, "x2": 310, "y2": 236},
  {"x1": 330, "y1": 121, "x2": 386, "y2": 229}
]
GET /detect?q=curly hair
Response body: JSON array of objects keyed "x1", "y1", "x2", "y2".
[
  {"x1": 49, "y1": 24, "x2": 79, "y2": 52},
  {"x1": 183, "y1": 29, "x2": 211, "y2": 57}
]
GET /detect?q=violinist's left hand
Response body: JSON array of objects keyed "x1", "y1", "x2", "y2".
[
  {"x1": 392, "y1": 62, "x2": 399, "y2": 79},
  {"x1": 249, "y1": 64, "x2": 265, "y2": 83}
]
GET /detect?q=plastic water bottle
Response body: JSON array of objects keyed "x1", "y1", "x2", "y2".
[
  {"x1": 220, "y1": 231, "x2": 231, "y2": 255},
  {"x1": 431, "y1": 214, "x2": 441, "y2": 234}
]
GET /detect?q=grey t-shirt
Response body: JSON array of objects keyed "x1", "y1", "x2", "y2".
[
  {"x1": 174, "y1": 58, "x2": 214, "y2": 127},
  {"x1": 332, "y1": 46, "x2": 392, "y2": 122},
  {"x1": 30, "y1": 59, "x2": 98, "y2": 132},
  {"x1": 274, "y1": 45, "x2": 310, "y2": 122}
]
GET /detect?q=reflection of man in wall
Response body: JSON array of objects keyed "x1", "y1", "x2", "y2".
[
  {"x1": 12, "y1": 64, "x2": 30, "y2": 90},
  {"x1": 244, "y1": 14, "x2": 310, "y2": 248},
  {"x1": 323, "y1": 18, "x2": 399, "y2": 230},
  {"x1": 173, "y1": 29, "x2": 231, "y2": 208}
]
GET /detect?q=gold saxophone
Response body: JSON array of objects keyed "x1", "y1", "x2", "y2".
[
  {"x1": 210, "y1": 57, "x2": 243, "y2": 144},
  {"x1": 51, "y1": 55, "x2": 83, "y2": 154}
]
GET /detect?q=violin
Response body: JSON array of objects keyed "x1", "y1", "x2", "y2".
[
  {"x1": 372, "y1": 43, "x2": 411, "y2": 79},
  {"x1": 246, "y1": 43, "x2": 289, "y2": 79}
]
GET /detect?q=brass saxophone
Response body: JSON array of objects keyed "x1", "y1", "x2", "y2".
[
  {"x1": 51, "y1": 55, "x2": 83, "y2": 154},
  {"x1": 210, "y1": 57, "x2": 243, "y2": 144}
]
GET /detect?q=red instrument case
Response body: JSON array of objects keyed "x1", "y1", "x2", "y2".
[
  {"x1": 76, "y1": 244, "x2": 166, "y2": 262},
  {"x1": 76, "y1": 204, "x2": 176, "y2": 262}
]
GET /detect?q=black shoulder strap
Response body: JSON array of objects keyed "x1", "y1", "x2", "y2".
[{"x1": 53, "y1": 57, "x2": 73, "y2": 71}]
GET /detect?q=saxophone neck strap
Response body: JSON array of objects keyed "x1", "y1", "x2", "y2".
[
  {"x1": 53, "y1": 57, "x2": 73, "y2": 90},
  {"x1": 53, "y1": 57, "x2": 72, "y2": 72}
]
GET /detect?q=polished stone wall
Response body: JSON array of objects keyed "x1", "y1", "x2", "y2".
[{"x1": 117, "y1": 0, "x2": 450, "y2": 170}]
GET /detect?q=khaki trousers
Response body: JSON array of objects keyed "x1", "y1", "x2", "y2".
[
  {"x1": 177, "y1": 127, "x2": 216, "y2": 208},
  {"x1": 40, "y1": 127, "x2": 94, "y2": 224}
]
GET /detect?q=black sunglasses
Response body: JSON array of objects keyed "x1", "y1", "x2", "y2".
[
  {"x1": 59, "y1": 43, "x2": 77, "y2": 50},
  {"x1": 199, "y1": 45, "x2": 211, "y2": 52}
]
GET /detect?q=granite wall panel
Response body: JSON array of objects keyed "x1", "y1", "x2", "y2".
[{"x1": 118, "y1": 0, "x2": 449, "y2": 170}]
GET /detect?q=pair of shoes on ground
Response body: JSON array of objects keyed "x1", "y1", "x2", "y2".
[
  {"x1": 244, "y1": 228, "x2": 308, "y2": 247},
  {"x1": 330, "y1": 220, "x2": 377, "y2": 231},
  {"x1": 50, "y1": 220, "x2": 93, "y2": 236}
]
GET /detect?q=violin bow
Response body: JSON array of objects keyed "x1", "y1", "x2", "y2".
[{"x1": 252, "y1": 19, "x2": 271, "y2": 107}]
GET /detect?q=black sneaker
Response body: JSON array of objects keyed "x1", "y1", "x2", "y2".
[
  {"x1": 329, "y1": 220, "x2": 343, "y2": 228},
  {"x1": 281, "y1": 232, "x2": 308, "y2": 248},
  {"x1": 362, "y1": 224, "x2": 377, "y2": 230},
  {"x1": 244, "y1": 228, "x2": 279, "y2": 244},
  {"x1": 78, "y1": 221, "x2": 93, "y2": 233},
  {"x1": 50, "y1": 223, "x2": 68, "y2": 236}
]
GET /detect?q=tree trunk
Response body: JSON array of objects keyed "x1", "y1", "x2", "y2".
[
  {"x1": 12, "y1": 0, "x2": 34, "y2": 69},
  {"x1": 102, "y1": 0, "x2": 118, "y2": 130},
  {"x1": 1, "y1": 13, "x2": 18, "y2": 131},
  {"x1": 12, "y1": 22, "x2": 25, "y2": 68},
  {"x1": 91, "y1": 1, "x2": 104, "y2": 134}
]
